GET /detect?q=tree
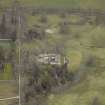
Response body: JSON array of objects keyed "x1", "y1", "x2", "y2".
[
  {"x1": 60, "y1": 12, "x2": 68, "y2": 19},
  {"x1": 85, "y1": 55, "x2": 96, "y2": 67},
  {"x1": 95, "y1": 15, "x2": 105, "y2": 26},
  {"x1": 0, "y1": 14, "x2": 7, "y2": 35},
  {"x1": 11, "y1": 0, "x2": 20, "y2": 25},
  {"x1": 91, "y1": 32, "x2": 105, "y2": 48},
  {"x1": 91, "y1": 97, "x2": 101, "y2": 105},
  {"x1": 59, "y1": 20, "x2": 70, "y2": 34},
  {"x1": 0, "y1": 46, "x2": 5, "y2": 71},
  {"x1": 39, "y1": 13, "x2": 48, "y2": 23}
]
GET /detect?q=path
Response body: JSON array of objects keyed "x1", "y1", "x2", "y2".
[{"x1": 0, "y1": 96, "x2": 19, "y2": 101}]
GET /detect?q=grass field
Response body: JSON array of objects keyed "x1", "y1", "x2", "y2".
[
  {"x1": 47, "y1": 71, "x2": 105, "y2": 105},
  {"x1": 0, "y1": 64, "x2": 13, "y2": 80},
  {"x1": 0, "y1": 82, "x2": 17, "y2": 98},
  {"x1": 0, "y1": 41, "x2": 14, "y2": 80},
  {"x1": 0, "y1": 82, "x2": 18, "y2": 105},
  {"x1": 0, "y1": 0, "x2": 105, "y2": 10},
  {"x1": 20, "y1": 0, "x2": 105, "y2": 10}
]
